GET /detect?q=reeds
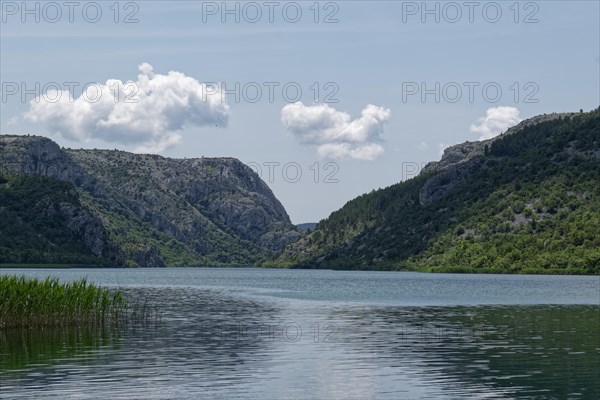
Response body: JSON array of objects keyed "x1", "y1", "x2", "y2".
[{"x1": 0, "y1": 275, "x2": 127, "y2": 329}]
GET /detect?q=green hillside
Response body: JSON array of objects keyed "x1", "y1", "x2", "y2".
[
  {"x1": 270, "y1": 108, "x2": 600, "y2": 274},
  {"x1": 0, "y1": 136, "x2": 299, "y2": 267},
  {"x1": 0, "y1": 175, "x2": 114, "y2": 265}
]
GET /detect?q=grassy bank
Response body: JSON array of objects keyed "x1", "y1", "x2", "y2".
[{"x1": 0, "y1": 276, "x2": 127, "y2": 329}]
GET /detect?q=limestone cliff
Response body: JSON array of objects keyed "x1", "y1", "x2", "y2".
[{"x1": 0, "y1": 135, "x2": 300, "y2": 266}]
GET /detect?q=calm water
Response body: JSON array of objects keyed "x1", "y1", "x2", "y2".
[{"x1": 1, "y1": 268, "x2": 599, "y2": 399}]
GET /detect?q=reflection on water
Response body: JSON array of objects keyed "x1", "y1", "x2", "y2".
[
  {"x1": 0, "y1": 324, "x2": 122, "y2": 374},
  {"x1": 0, "y1": 272, "x2": 599, "y2": 399},
  {"x1": 1, "y1": 287, "x2": 285, "y2": 399},
  {"x1": 332, "y1": 305, "x2": 600, "y2": 399}
]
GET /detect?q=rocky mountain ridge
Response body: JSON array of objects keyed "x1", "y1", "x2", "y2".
[
  {"x1": 0, "y1": 135, "x2": 300, "y2": 266},
  {"x1": 422, "y1": 112, "x2": 578, "y2": 175},
  {"x1": 418, "y1": 112, "x2": 579, "y2": 205}
]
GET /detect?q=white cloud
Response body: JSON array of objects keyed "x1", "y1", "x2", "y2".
[
  {"x1": 469, "y1": 106, "x2": 521, "y2": 140},
  {"x1": 316, "y1": 142, "x2": 385, "y2": 161},
  {"x1": 281, "y1": 102, "x2": 391, "y2": 161},
  {"x1": 6, "y1": 116, "x2": 19, "y2": 127},
  {"x1": 24, "y1": 63, "x2": 230, "y2": 153}
]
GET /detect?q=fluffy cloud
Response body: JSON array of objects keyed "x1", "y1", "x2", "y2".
[
  {"x1": 470, "y1": 106, "x2": 522, "y2": 140},
  {"x1": 281, "y1": 102, "x2": 391, "y2": 161},
  {"x1": 24, "y1": 63, "x2": 230, "y2": 153},
  {"x1": 316, "y1": 142, "x2": 385, "y2": 161}
]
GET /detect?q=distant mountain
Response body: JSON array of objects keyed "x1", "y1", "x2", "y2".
[
  {"x1": 268, "y1": 108, "x2": 600, "y2": 274},
  {"x1": 0, "y1": 136, "x2": 300, "y2": 267},
  {"x1": 296, "y1": 223, "x2": 318, "y2": 232}
]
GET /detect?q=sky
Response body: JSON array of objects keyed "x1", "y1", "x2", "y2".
[{"x1": 1, "y1": 0, "x2": 599, "y2": 224}]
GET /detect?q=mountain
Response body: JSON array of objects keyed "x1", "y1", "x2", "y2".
[
  {"x1": 268, "y1": 108, "x2": 600, "y2": 274},
  {"x1": 0, "y1": 136, "x2": 300, "y2": 267}
]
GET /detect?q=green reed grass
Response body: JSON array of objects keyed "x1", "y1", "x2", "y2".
[{"x1": 0, "y1": 275, "x2": 127, "y2": 329}]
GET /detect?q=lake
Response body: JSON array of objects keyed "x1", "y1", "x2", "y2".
[{"x1": 1, "y1": 268, "x2": 599, "y2": 399}]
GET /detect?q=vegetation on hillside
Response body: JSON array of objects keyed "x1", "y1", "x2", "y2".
[
  {"x1": 0, "y1": 175, "x2": 110, "y2": 265},
  {"x1": 271, "y1": 108, "x2": 600, "y2": 274},
  {"x1": 1, "y1": 109, "x2": 597, "y2": 273},
  {"x1": 0, "y1": 138, "x2": 299, "y2": 267}
]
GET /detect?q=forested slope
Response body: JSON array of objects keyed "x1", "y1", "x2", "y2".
[{"x1": 270, "y1": 109, "x2": 600, "y2": 274}]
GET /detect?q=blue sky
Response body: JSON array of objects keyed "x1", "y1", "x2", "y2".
[{"x1": 1, "y1": 0, "x2": 599, "y2": 223}]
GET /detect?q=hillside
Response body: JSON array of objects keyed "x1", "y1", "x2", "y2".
[
  {"x1": 296, "y1": 223, "x2": 318, "y2": 232},
  {"x1": 269, "y1": 108, "x2": 600, "y2": 274},
  {"x1": 0, "y1": 136, "x2": 300, "y2": 267}
]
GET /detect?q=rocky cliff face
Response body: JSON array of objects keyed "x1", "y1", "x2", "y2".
[
  {"x1": 0, "y1": 135, "x2": 85, "y2": 183},
  {"x1": 0, "y1": 135, "x2": 300, "y2": 266},
  {"x1": 418, "y1": 112, "x2": 578, "y2": 204},
  {"x1": 422, "y1": 112, "x2": 577, "y2": 175},
  {"x1": 65, "y1": 149, "x2": 300, "y2": 251}
]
